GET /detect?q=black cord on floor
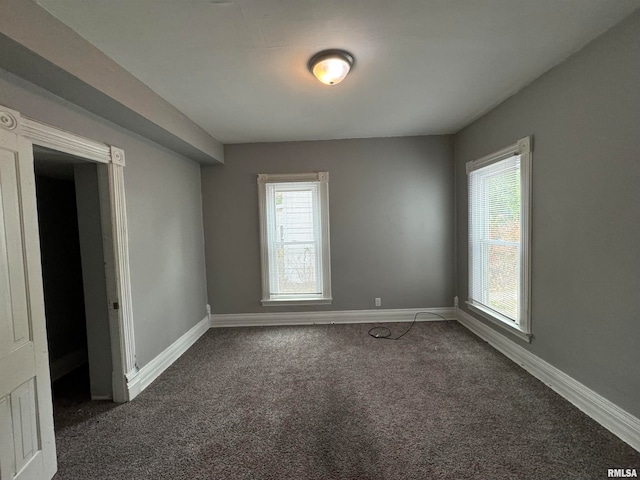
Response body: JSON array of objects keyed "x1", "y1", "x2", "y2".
[{"x1": 368, "y1": 312, "x2": 448, "y2": 340}]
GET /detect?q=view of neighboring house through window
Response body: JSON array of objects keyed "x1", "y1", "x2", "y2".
[
  {"x1": 258, "y1": 172, "x2": 331, "y2": 305},
  {"x1": 467, "y1": 137, "x2": 532, "y2": 338}
]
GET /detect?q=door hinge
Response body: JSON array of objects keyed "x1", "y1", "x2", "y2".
[{"x1": 113, "y1": 302, "x2": 120, "y2": 310}]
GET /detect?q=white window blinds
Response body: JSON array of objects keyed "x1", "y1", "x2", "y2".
[
  {"x1": 469, "y1": 155, "x2": 522, "y2": 323},
  {"x1": 265, "y1": 182, "x2": 323, "y2": 298}
]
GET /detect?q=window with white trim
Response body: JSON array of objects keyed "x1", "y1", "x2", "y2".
[
  {"x1": 257, "y1": 172, "x2": 331, "y2": 306},
  {"x1": 467, "y1": 137, "x2": 532, "y2": 338}
]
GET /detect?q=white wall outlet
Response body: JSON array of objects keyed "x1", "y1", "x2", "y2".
[
  {"x1": 375, "y1": 298, "x2": 381, "y2": 307},
  {"x1": 454, "y1": 296, "x2": 459, "y2": 308},
  {"x1": 206, "y1": 304, "x2": 211, "y2": 315}
]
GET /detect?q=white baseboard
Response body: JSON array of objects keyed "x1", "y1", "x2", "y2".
[
  {"x1": 50, "y1": 349, "x2": 87, "y2": 382},
  {"x1": 127, "y1": 315, "x2": 210, "y2": 400},
  {"x1": 210, "y1": 307, "x2": 455, "y2": 328},
  {"x1": 90, "y1": 395, "x2": 112, "y2": 401},
  {"x1": 456, "y1": 307, "x2": 640, "y2": 452}
]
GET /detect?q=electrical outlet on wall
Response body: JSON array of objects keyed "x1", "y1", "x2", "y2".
[
  {"x1": 375, "y1": 298, "x2": 381, "y2": 307},
  {"x1": 206, "y1": 304, "x2": 211, "y2": 315}
]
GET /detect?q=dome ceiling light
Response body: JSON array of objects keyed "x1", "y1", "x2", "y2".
[{"x1": 308, "y1": 49, "x2": 355, "y2": 86}]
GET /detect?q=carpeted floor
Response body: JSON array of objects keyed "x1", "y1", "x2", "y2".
[{"x1": 53, "y1": 321, "x2": 639, "y2": 479}]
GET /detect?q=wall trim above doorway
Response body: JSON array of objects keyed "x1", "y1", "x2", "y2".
[{"x1": 21, "y1": 117, "x2": 112, "y2": 164}]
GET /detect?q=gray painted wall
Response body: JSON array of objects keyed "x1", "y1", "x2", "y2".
[
  {"x1": 0, "y1": 67, "x2": 208, "y2": 369},
  {"x1": 74, "y1": 164, "x2": 112, "y2": 399},
  {"x1": 454, "y1": 11, "x2": 640, "y2": 417},
  {"x1": 202, "y1": 136, "x2": 454, "y2": 314}
]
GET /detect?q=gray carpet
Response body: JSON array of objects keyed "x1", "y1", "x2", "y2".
[{"x1": 53, "y1": 321, "x2": 639, "y2": 479}]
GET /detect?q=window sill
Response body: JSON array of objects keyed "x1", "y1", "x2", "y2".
[
  {"x1": 466, "y1": 301, "x2": 532, "y2": 343},
  {"x1": 261, "y1": 298, "x2": 333, "y2": 306}
]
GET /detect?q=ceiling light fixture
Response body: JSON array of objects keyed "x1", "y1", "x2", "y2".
[{"x1": 308, "y1": 49, "x2": 354, "y2": 86}]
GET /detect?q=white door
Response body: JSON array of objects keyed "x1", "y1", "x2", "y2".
[{"x1": 0, "y1": 108, "x2": 57, "y2": 480}]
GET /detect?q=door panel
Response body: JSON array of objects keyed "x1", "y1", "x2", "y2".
[
  {"x1": 0, "y1": 149, "x2": 30, "y2": 351},
  {"x1": 10, "y1": 379, "x2": 39, "y2": 474},
  {"x1": 0, "y1": 109, "x2": 56, "y2": 480}
]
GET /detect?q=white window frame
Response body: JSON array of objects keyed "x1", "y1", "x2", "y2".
[
  {"x1": 466, "y1": 136, "x2": 532, "y2": 342},
  {"x1": 257, "y1": 172, "x2": 332, "y2": 306}
]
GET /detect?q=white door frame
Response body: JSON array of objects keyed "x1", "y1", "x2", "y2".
[{"x1": 1, "y1": 105, "x2": 137, "y2": 403}]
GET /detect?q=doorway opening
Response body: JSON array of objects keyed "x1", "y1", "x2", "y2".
[{"x1": 33, "y1": 146, "x2": 114, "y2": 424}]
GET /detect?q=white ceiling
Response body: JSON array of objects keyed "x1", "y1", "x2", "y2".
[{"x1": 36, "y1": 0, "x2": 639, "y2": 144}]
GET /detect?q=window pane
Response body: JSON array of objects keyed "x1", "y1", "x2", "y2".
[
  {"x1": 275, "y1": 243, "x2": 319, "y2": 294},
  {"x1": 487, "y1": 242, "x2": 518, "y2": 320},
  {"x1": 275, "y1": 190, "x2": 314, "y2": 242},
  {"x1": 469, "y1": 156, "x2": 521, "y2": 322},
  {"x1": 259, "y1": 172, "x2": 331, "y2": 305},
  {"x1": 268, "y1": 183, "x2": 321, "y2": 295}
]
